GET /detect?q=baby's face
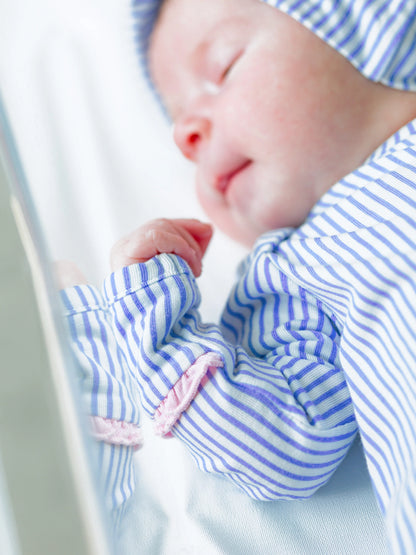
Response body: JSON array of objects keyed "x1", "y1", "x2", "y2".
[{"x1": 149, "y1": 0, "x2": 361, "y2": 246}]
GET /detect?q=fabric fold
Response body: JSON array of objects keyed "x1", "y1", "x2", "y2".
[{"x1": 154, "y1": 352, "x2": 224, "y2": 436}]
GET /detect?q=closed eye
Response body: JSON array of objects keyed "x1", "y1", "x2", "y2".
[{"x1": 220, "y1": 49, "x2": 244, "y2": 82}]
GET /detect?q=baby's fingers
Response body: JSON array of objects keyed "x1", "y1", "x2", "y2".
[
  {"x1": 125, "y1": 228, "x2": 203, "y2": 276},
  {"x1": 172, "y1": 219, "x2": 213, "y2": 257}
]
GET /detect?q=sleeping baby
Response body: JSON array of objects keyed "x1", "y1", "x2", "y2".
[{"x1": 58, "y1": 0, "x2": 416, "y2": 551}]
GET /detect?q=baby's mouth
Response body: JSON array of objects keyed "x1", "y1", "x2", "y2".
[{"x1": 214, "y1": 160, "x2": 252, "y2": 195}]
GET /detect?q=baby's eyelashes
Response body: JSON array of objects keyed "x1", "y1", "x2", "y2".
[
  {"x1": 218, "y1": 49, "x2": 244, "y2": 83},
  {"x1": 204, "y1": 54, "x2": 241, "y2": 89}
]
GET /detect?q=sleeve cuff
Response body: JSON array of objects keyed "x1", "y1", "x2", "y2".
[
  {"x1": 90, "y1": 416, "x2": 143, "y2": 449},
  {"x1": 154, "y1": 352, "x2": 223, "y2": 437},
  {"x1": 59, "y1": 284, "x2": 106, "y2": 316},
  {"x1": 102, "y1": 254, "x2": 193, "y2": 303}
]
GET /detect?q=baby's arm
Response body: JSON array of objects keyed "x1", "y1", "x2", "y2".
[
  {"x1": 107, "y1": 221, "x2": 357, "y2": 501},
  {"x1": 56, "y1": 262, "x2": 142, "y2": 531}
]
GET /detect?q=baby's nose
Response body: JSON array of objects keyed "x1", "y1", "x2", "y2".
[{"x1": 173, "y1": 116, "x2": 210, "y2": 161}]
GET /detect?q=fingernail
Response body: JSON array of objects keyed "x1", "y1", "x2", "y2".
[{"x1": 200, "y1": 223, "x2": 213, "y2": 234}]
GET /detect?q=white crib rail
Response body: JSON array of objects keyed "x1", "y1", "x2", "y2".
[{"x1": 0, "y1": 97, "x2": 110, "y2": 555}]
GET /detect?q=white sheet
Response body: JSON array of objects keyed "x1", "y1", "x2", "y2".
[{"x1": 0, "y1": 0, "x2": 388, "y2": 552}]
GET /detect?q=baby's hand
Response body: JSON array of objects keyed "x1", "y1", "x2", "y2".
[
  {"x1": 54, "y1": 260, "x2": 88, "y2": 289},
  {"x1": 110, "y1": 218, "x2": 213, "y2": 277}
]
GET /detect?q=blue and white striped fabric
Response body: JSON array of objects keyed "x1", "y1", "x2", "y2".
[
  {"x1": 60, "y1": 285, "x2": 141, "y2": 528},
  {"x1": 103, "y1": 249, "x2": 356, "y2": 499},
  {"x1": 63, "y1": 119, "x2": 416, "y2": 551},
  {"x1": 265, "y1": 0, "x2": 416, "y2": 89},
  {"x1": 60, "y1": 285, "x2": 142, "y2": 426},
  {"x1": 272, "y1": 120, "x2": 416, "y2": 552}
]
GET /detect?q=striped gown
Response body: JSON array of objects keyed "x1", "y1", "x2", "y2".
[
  {"x1": 61, "y1": 116, "x2": 416, "y2": 553},
  {"x1": 63, "y1": 0, "x2": 416, "y2": 551}
]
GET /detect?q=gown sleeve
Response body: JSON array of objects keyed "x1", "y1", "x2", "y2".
[
  {"x1": 59, "y1": 284, "x2": 143, "y2": 528},
  {"x1": 103, "y1": 231, "x2": 357, "y2": 501}
]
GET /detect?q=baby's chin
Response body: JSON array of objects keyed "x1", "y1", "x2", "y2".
[
  {"x1": 227, "y1": 213, "x2": 309, "y2": 248},
  {"x1": 219, "y1": 218, "x2": 269, "y2": 249}
]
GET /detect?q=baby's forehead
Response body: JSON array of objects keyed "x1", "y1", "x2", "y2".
[
  {"x1": 133, "y1": 0, "x2": 412, "y2": 110},
  {"x1": 152, "y1": 0, "x2": 252, "y2": 34},
  {"x1": 132, "y1": 0, "x2": 265, "y2": 71}
]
